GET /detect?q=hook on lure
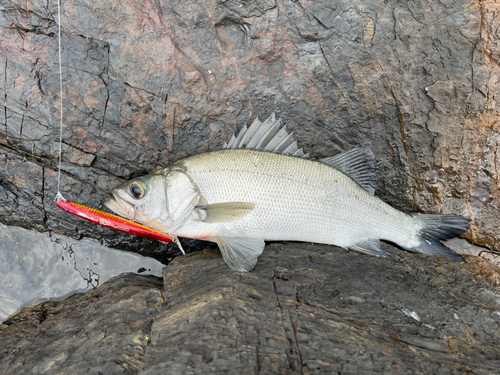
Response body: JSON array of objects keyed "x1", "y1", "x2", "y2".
[{"x1": 55, "y1": 192, "x2": 185, "y2": 254}]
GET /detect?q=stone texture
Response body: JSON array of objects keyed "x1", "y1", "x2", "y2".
[
  {"x1": 0, "y1": 273, "x2": 164, "y2": 374},
  {"x1": 1, "y1": 243, "x2": 500, "y2": 374},
  {"x1": 1, "y1": 1, "x2": 499, "y2": 257},
  {"x1": 2, "y1": 2, "x2": 500, "y2": 372}
]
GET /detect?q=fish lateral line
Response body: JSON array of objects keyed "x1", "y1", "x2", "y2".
[{"x1": 55, "y1": 193, "x2": 176, "y2": 246}]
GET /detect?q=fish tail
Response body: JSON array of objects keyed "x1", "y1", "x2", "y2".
[{"x1": 406, "y1": 214, "x2": 471, "y2": 263}]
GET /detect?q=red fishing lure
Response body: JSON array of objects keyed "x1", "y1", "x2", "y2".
[{"x1": 56, "y1": 196, "x2": 175, "y2": 245}]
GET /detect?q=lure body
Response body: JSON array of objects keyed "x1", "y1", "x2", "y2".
[{"x1": 56, "y1": 199, "x2": 174, "y2": 245}]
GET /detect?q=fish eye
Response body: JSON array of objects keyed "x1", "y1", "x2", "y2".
[{"x1": 129, "y1": 181, "x2": 145, "y2": 199}]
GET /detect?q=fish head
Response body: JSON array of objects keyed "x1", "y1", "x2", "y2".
[{"x1": 105, "y1": 172, "x2": 167, "y2": 229}]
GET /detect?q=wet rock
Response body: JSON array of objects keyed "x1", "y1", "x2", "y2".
[
  {"x1": 1, "y1": 243, "x2": 499, "y2": 374},
  {"x1": 0, "y1": 223, "x2": 165, "y2": 322},
  {"x1": 1, "y1": 0, "x2": 499, "y2": 257},
  {"x1": 0, "y1": 273, "x2": 163, "y2": 374}
]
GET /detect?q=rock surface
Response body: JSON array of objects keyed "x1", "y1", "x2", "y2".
[
  {"x1": 1, "y1": 0, "x2": 500, "y2": 257},
  {"x1": 1, "y1": 274, "x2": 163, "y2": 374},
  {"x1": 0, "y1": 223, "x2": 165, "y2": 322},
  {"x1": 1, "y1": 243, "x2": 499, "y2": 374}
]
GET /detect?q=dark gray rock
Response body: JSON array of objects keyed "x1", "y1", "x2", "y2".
[
  {"x1": 1, "y1": 273, "x2": 164, "y2": 374},
  {"x1": 1, "y1": 243, "x2": 499, "y2": 374},
  {"x1": 1, "y1": 0, "x2": 500, "y2": 257}
]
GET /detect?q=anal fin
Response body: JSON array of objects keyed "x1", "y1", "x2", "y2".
[
  {"x1": 215, "y1": 237, "x2": 265, "y2": 272},
  {"x1": 349, "y1": 239, "x2": 394, "y2": 260}
]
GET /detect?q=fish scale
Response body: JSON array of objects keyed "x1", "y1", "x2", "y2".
[
  {"x1": 105, "y1": 113, "x2": 471, "y2": 272},
  {"x1": 171, "y1": 149, "x2": 417, "y2": 248}
]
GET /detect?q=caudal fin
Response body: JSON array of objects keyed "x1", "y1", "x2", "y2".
[{"x1": 407, "y1": 214, "x2": 471, "y2": 263}]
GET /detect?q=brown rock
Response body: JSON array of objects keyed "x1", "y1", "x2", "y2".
[{"x1": 1, "y1": 1, "x2": 499, "y2": 257}]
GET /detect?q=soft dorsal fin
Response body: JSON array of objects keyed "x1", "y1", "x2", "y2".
[
  {"x1": 223, "y1": 112, "x2": 310, "y2": 158},
  {"x1": 320, "y1": 148, "x2": 377, "y2": 195}
]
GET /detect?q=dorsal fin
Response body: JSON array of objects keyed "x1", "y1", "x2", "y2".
[
  {"x1": 223, "y1": 115, "x2": 377, "y2": 194},
  {"x1": 320, "y1": 148, "x2": 377, "y2": 195},
  {"x1": 223, "y1": 112, "x2": 310, "y2": 158}
]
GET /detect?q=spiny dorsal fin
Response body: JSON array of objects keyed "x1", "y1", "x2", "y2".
[
  {"x1": 223, "y1": 112, "x2": 310, "y2": 158},
  {"x1": 320, "y1": 148, "x2": 377, "y2": 195}
]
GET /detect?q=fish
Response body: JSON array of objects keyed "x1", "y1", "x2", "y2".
[{"x1": 105, "y1": 113, "x2": 471, "y2": 272}]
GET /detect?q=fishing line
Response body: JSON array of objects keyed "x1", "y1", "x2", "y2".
[
  {"x1": 52, "y1": 1, "x2": 178, "y2": 249},
  {"x1": 56, "y1": 0, "x2": 64, "y2": 199}
]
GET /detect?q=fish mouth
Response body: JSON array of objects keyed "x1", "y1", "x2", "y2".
[{"x1": 104, "y1": 191, "x2": 136, "y2": 221}]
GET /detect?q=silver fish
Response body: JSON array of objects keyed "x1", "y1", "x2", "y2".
[{"x1": 105, "y1": 113, "x2": 470, "y2": 272}]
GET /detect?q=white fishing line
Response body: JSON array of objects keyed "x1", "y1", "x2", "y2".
[
  {"x1": 56, "y1": 0, "x2": 64, "y2": 199},
  {"x1": 51, "y1": 2, "x2": 181, "y2": 254}
]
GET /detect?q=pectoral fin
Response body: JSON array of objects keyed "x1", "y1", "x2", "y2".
[
  {"x1": 215, "y1": 237, "x2": 265, "y2": 272},
  {"x1": 195, "y1": 202, "x2": 255, "y2": 223}
]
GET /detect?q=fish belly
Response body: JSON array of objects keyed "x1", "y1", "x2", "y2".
[{"x1": 175, "y1": 150, "x2": 419, "y2": 248}]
